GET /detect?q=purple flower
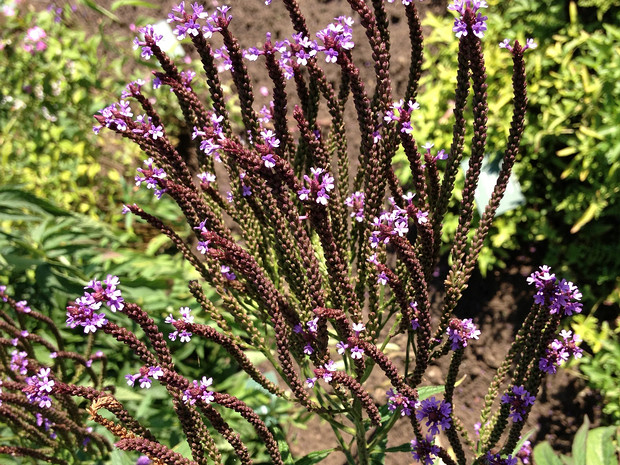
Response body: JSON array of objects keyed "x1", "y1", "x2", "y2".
[
  {"x1": 352, "y1": 323, "x2": 365, "y2": 335},
  {"x1": 501, "y1": 386, "x2": 535, "y2": 422},
  {"x1": 387, "y1": 388, "x2": 414, "y2": 417},
  {"x1": 345, "y1": 191, "x2": 365, "y2": 222},
  {"x1": 336, "y1": 341, "x2": 349, "y2": 355},
  {"x1": 321, "y1": 360, "x2": 337, "y2": 382},
  {"x1": 377, "y1": 271, "x2": 389, "y2": 285},
  {"x1": 306, "y1": 317, "x2": 319, "y2": 334},
  {"x1": 350, "y1": 346, "x2": 364, "y2": 359},
  {"x1": 517, "y1": 440, "x2": 532, "y2": 464},
  {"x1": 126, "y1": 366, "x2": 163, "y2": 390},
  {"x1": 448, "y1": 1, "x2": 488, "y2": 39},
  {"x1": 135, "y1": 158, "x2": 167, "y2": 199},
  {"x1": 370, "y1": 204, "x2": 409, "y2": 248},
  {"x1": 527, "y1": 266, "x2": 582, "y2": 315},
  {"x1": 415, "y1": 396, "x2": 452, "y2": 435},
  {"x1": 411, "y1": 436, "x2": 441, "y2": 465},
  {"x1": 446, "y1": 318, "x2": 480, "y2": 350},
  {"x1": 262, "y1": 153, "x2": 277, "y2": 169},
  {"x1": 484, "y1": 451, "x2": 518, "y2": 465},
  {"x1": 303, "y1": 344, "x2": 314, "y2": 355},
  {"x1": 182, "y1": 376, "x2": 214, "y2": 405},
  {"x1": 539, "y1": 330, "x2": 582, "y2": 374},
  {"x1": 136, "y1": 456, "x2": 152, "y2": 465},
  {"x1": 167, "y1": 307, "x2": 194, "y2": 342},
  {"x1": 298, "y1": 167, "x2": 335, "y2": 205},
  {"x1": 221, "y1": 265, "x2": 236, "y2": 281},
  {"x1": 23, "y1": 368, "x2": 55, "y2": 408},
  {"x1": 410, "y1": 302, "x2": 420, "y2": 330},
  {"x1": 15, "y1": 300, "x2": 31, "y2": 313},
  {"x1": 315, "y1": 16, "x2": 354, "y2": 62},
  {"x1": 66, "y1": 297, "x2": 108, "y2": 334},
  {"x1": 10, "y1": 350, "x2": 29, "y2": 375}
]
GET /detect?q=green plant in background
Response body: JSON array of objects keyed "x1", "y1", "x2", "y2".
[
  {"x1": 405, "y1": 0, "x2": 620, "y2": 307},
  {"x1": 570, "y1": 314, "x2": 620, "y2": 425},
  {"x1": 533, "y1": 416, "x2": 619, "y2": 465},
  {"x1": 0, "y1": 2, "x2": 139, "y2": 222}
]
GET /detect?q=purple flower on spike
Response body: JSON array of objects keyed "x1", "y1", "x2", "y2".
[
  {"x1": 345, "y1": 191, "x2": 365, "y2": 222},
  {"x1": 484, "y1": 451, "x2": 518, "y2": 465},
  {"x1": 182, "y1": 377, "x2": 214, "y2": 405},
  {"x1": 446, "y1": 318, "x2": 480, "y2": 350},
  {"x1": 315, "y1": 16, "x2": 354, "y2": 63},
  {"x1": 415, "y1": 396, "x2": 452, "y2": 435},
  {"x1": 10, "y1": 350, "x2": 29, "y2": 375},
  {"x1": 298, "y1": 167, "x2": 335, "y2": 205},
  {"x1": 527, "y1": 266, "x2": 582, "y2": 315},
  {"x1": 23, "y1": 368, "x2": 55, "y2": 408},
  {"x1": 15, "y1": 300, "x2": 31, "y2": 313},
  {"x1": 501, "y1": 386, "x2": 535, "y2": 422},
  {"x1": 387, "y1": 388, "x2": 414, "y2": 416},
  {"x1": 411, "y1": 436, "x2": 440, "y2": 465}
]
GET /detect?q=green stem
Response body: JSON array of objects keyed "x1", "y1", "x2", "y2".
[{"x1": 353, "y1": 400, "x2": 369, "y2": 465}]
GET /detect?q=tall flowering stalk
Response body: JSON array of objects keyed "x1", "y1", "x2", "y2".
[{"x1": 1, "y1": 1, "x2": 584, "y2": 464}]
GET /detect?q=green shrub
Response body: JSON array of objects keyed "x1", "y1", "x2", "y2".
[
  {"x1": 571, "y1": 314, "x2": 620, "y2": 424},
  {"x1": 0, "y1": 3, "x2": 138, "y2": 221}
]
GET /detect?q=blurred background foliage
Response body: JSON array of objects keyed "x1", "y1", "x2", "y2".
[
  {"x1": 405, "y1": 0, "x2": 620, "y2": 311},
  {"x1": 1, "y1": 0, "x2": 619, "y2": 463}
]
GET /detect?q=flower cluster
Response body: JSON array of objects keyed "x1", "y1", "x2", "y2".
[
  {"x1": 448, "y1": 0, "x2": 488, "y2": 38},
  {"x1": 23, "y1": 368, "x2": 55, "y2": 408},
  {"x1": 135, "y1": 157, "x2": 167, "y2": 199},
  {"x1": 370, "y1": 204, "x2": 409, "y2": 248},
  {"x1": 182, "y1": 376, "x2": 215, "y2": 405},
  {"x1": 500, "y1": 385, "x2": 535, "y2": 422},
  {"x1": 125, "y1": 366, "x2": 164, "y2": 389},
  {"x1": 66, "y1": 275, "x2": 123, "y2": 333},
  {"x1": 415, "y1": 396, "x2": 452, "y2": 436},
  {"x1": 23, "y1": 26, "x2": 47, "y2": 53},
  {"x1": 411, "y1": 436, "x2": 441, "y2": 465},
  {"x1": 166, "y1": 307, "x2": 194, "y2": 342},
  {"x1": 446, "y1": 318, "x2": 481, "y2": 350},
  {"x1": 315, "y1": 16, "x2": 354, "y2": 62},
  {"x1": 539, "y1": 329, "x2": 583, "y2": 374},
  {"x1": 345, "y1": 191, "x2": 365, "y2": 222},
  {"x1": 10, "y1": 350, "x2": 29, "y2": 375},
  {"x1": 484, "y1": 451, "x2": 518, "y2": 465},
  {"x1": 298, "y1": 167, "x2": 335, "y2": 206},
  {"x1": 387, "y1": 388, "x2": 415, "y2": 416},
  {"x1": 527, "y1": 265, "x2": 583, "y2": 315}
]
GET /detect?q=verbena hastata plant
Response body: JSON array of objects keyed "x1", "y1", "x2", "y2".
[
  {"x1": 1, "y1": 1, "x2": 586, "y2": 464},
  {"x1": 0, "y1": 286, "x2": 111, "y2": 463}
]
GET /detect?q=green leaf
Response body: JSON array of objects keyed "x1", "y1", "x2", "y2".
[
  {"x1": 585, "y1": 426, "x2": 617, "y2": 465},
  {"x1": 385, "y1": 442, "x2": 413, "y2": 453},
  {"x1": 534, "y1": 442, "x2": 564, "y2": 465},
  {"x1": 512, "y1": 428, "x2": 537, "y2": 457},
  {"x1": 572, "y1": 416, "x2": 590, "y2": 465},
  {"x1": 111, "y1": 0, "x2": 157, "y2": 9},
  {"x1": 273, "y1": 427, "x2": 295, "y2": 465},
  {"x1": 295, "y1": 448, "x2": 335, "y2": 465}
]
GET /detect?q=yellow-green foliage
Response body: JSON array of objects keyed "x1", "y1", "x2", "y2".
[
  {"x1": 399, "y1": 0, "x2": 619, "y2": 304},
  {"x1": 0, "y1": 4, "x2": 138, "y2": 221}
]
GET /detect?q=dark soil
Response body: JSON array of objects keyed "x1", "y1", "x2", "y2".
[{"x1": 73, "y1": 0, "x2": 603, "y2": 463}]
